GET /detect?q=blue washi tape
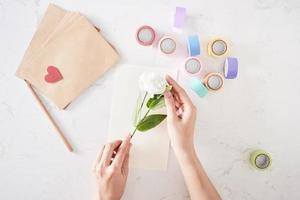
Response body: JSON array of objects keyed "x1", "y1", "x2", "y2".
[
  {"x1": 188, "y1": 35, "x2": 201, "y2": 56},
  {"x1": 190, "y1": 78, "x2": 208, "y2": 97}
]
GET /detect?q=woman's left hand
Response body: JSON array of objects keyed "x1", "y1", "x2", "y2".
[{"x1": 93, "y1": 135, "x2": 131, "y2": 200}]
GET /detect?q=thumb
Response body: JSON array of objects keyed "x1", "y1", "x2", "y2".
[{"x1": 164, "y1": 91, "x2": 177, "y2": 120}]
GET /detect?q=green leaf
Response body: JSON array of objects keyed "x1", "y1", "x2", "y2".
[
  {"x1": 151, "y1": 98, "x2": 165, "y2": 110},
  {"x1": 146, "y1": 95, "x2": 165, "y2": 110},
  {"x1": 136, "y1": 114, "x2": 167, "y2": 132}
]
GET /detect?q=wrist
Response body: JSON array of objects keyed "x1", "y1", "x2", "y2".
[
  {"x1": 173, "y1": 144, "x2": 197, "y2": 161},
  {"x1": 172, "y1": 140, "x2": 194, "y2": 155},
  {"x1": 101, "y1": 197, "x2": 120, "y2": 200},
  {"x1": 99, "y1": 194, "x2": 120, "y2": 200}
]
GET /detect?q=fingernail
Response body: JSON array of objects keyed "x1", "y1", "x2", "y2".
[
  {"x1": 166, "y1": 75, "x2": 173, "y2": 81},
  {"x1": 165, "y1": 91, "x2": 172, "y2": 98}
]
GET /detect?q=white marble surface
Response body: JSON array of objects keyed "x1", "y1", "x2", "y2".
[{"x1": 1, "y1": 0, "x2": 300, "y2": 199}]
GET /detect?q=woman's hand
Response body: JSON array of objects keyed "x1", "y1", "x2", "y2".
[
  {"x1": 164, "y1": 76, "x2": 222, "y2": 200},
  {"x1": 93, "y1": 135, "x2": 131, "y2": 200},
  {"x1": 164, "y1": 75, "x2": 197, "y2": 155}
]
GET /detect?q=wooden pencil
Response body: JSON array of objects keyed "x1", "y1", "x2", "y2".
[{"x1": 25, "y1": 81, "x2": 73, "y2": 152}]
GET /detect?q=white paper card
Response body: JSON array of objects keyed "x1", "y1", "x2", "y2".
[{"x1": 107, "y1": 64, "x2": 175, "y2": 171}]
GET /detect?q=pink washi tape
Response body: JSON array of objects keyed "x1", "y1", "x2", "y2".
[
  {"x1": 158, "y1": 35, "x2": 177, "y2": 54},
  {"x1": 183, "y1": 57, "x2": 202, "y2": 76},
  {"x1": 136, "y1": 25, "x2": 156, "y2": 46}
]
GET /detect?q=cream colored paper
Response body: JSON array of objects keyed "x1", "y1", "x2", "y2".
[
  {"x1": 16, "y1": 4, "x2": 119, "y2": 109},
  {"x1": 108, "y1": 65, "x2": 176, "y2": 171}
]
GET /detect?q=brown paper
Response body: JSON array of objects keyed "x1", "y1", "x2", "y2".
[{"x1": 16, "y1": 4, "x2": 119, "y2": 109}]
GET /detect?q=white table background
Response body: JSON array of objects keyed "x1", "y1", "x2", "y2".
[{"x1": 1, "y1": 0, "x2": 300, "y2": 199}]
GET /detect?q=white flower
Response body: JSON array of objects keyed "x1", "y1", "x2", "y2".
[{"x1": 139, "y1": 72, "x2": 167, "y2": 95}]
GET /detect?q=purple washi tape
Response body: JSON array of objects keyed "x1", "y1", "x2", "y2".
[
  {"x1": 224, "y1": 57, "x2": 238, "y2": 79},
  {"x1": 174, "y1": 7, "x2": 186, "y2": 29}
]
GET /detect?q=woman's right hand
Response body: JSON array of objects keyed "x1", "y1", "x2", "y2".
[
  {"x1": 165, "y1": 76, "x2": 222, "y2": 200},
  {"x1": 164, "y1": 75, "x2": 197, "y2": 156}
]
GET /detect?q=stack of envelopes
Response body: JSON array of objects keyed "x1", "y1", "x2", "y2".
[{"x1": 16, "y1": 4, "x2": 119, "y2": 109}]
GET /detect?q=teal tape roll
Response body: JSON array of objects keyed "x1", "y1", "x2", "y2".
[{"x1": 190, "y1": 78, "x2": 208, "y2": 97}]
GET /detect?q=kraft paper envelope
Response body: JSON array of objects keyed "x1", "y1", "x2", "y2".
[
  {"x1": 108, "y1": 65, "x2": 176, "y2": 171},
  {"x1": 16, "y1": 4, "x2": 119, "y2": 109},
  {"x1": 20, "y1": 4, "x2": 67, "y2": 65}
]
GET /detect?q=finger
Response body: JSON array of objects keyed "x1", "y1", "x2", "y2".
[
  {"x1": 164, "y1": 90, "x2": 177, "y2": 120},
  {"x1": 176, "y1": 106, "x2": 184, "y2": 118},
  {"x1": 112, "y1": 135, "x2": 131, "y2": 167},
  {"x1": 99, "y1": 140, "x2": 122, "y2": 167},
  {"x1": 173, "y1": 91, "x2": 183, "y2": 110},
  {"x1": 122, "y1": 144, "x2": 131, "y2": 175},
  {"x1": 93, "y1": 145, "x2": 105, "y2": 173},
  {"x1": 172, "y1": 89, "x2": 182, "y2": 104},
  {"x1": 174, "y1": 99, "x2": 182, "y2": 109},
  {"x1": 166, "y1": 75, "x2": 193, "y2": 105}
]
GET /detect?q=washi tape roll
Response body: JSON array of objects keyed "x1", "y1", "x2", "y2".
[
  {"x1": 136, "y1": 25, "x2": 156, "y2": 46},
  {"x1": 204, "y1": 72, "x2": 224, "y2": 91},
  {"x1": 159, "y1": 36, "x2": 177, "y2": 54},
  {"x1": 208, "y1": 38, "x2": 228, "y2": 57},
  {"x1": 188, "y1": 35, "x2": 201, "y2": 56},
  {"x1": 250, "y1": 149, "x2": 272, "y2": 170},
  {"x1": 173, "y1": 7, "x2": 186, "y2": 30},
  {"x1": 190, "y1": 78, "x2": 208, "y2": 97},
  {"x1": 224, "y1": 57, "x2": 238, "y2": 79},
  {"x1": 184, "y1": 57, "x2": 202, "y2": 76}
]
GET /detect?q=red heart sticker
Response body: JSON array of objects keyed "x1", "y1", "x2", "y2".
[{"x1": 44, "y1": 66, "x2": 63, "y2": 83}]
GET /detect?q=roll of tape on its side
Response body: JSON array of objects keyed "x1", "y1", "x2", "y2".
[
  {"x1": 188, "y1": 35, "x2": 201, "y2": 56},
  {"x1": 190, "y1": 78, "x2": 208, "y2": 97},
  {"x1": 204, "y1": 72, "x2": 224, "y2": 91},
  {"x1": 250, "y1": 149, "x2": 272, "y2": 170},
  {"x1": 208, "y1": 38, "x2": 228, "y2": 57},
  {"x1": 224, "y1": 57, "x2": 238, "y2": 79}
]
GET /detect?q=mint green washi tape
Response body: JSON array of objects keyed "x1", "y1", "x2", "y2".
[
  {"x1": 250, "y1": 149, "x2": 272, "y2": 170},
  {"x1": 190, "y1": 78, "x2": 208, "y2": 97}
]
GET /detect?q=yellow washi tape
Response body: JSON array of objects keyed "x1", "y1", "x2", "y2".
[
  {"x1": 204, "y1": 72, "x2": 224, "y2": 91},
  {"x1": 207, "y1": 38, "x2": 228, "y2": 57},
  {"x1": 250, "y1": 149, "x2": 272, "y2": 170}
]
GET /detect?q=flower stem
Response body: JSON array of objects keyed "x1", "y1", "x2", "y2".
[
  {"x1": 131, "y1": 93, "x2": 164, "y2": 138},
  {"x1": 137, "y1": 92, "x2": 148, "y2": 118},
  {"x1": 131, "y1": 108, "x2": 151, "y2": 138},
  {"x1": 131, "y1": 92, "x2": 147, "y2": 138},
  {"x1": 131, "y1": 127, "x2": 137, "y2": 138}
]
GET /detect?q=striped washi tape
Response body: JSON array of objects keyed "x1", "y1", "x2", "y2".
[
  {"x1": 204, "y1": 72, "x2": 224, "y2": 91},
  {"x1": 136, "y1": 25, "x2": 156, "y2": 46},
  {"x1": 208, "y1": 38, "x2": 228, "y2": 57},
  {"x1": 224, "y1": 57, "x2": 238, "y2": 79},
  {"x1": 250, "y1": 149, "x2": 272, "y2": 170},
  {"x1": 187, "y1": 35, "x2": 201, "y2": 56}
]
